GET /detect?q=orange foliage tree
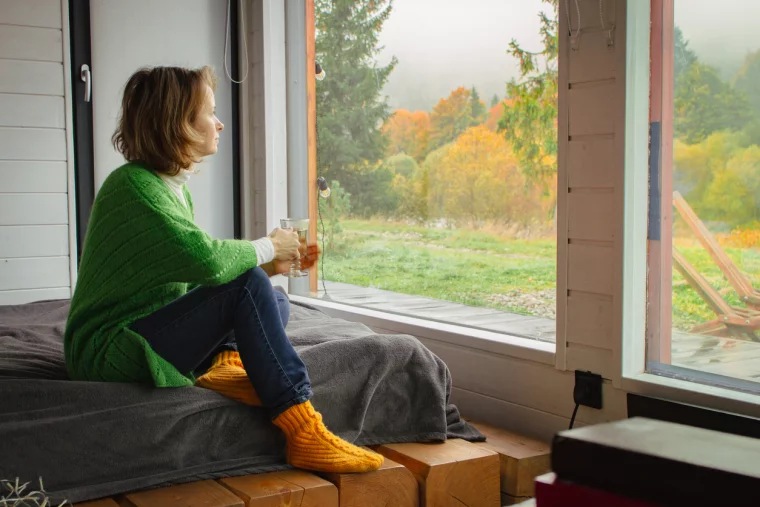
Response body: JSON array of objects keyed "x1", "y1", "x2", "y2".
[
  {"x1": 429, "y1": 87, "x2": 474, "y2": 150},
  {"x1": 382, "y1": 109, "x2": 431, "y2": 162},
  {"x1": 484, "y1": 99, "x2": 512, "y2": 131},
  {"x1": 427, "y1": 125, "x2": 548, "y2": 225}
]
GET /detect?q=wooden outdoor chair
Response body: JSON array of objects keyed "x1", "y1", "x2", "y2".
[
  {"x1": 673, "y1": 191, "x2": 760, "y2": 309},
  {"x1": 672, "y1": 247, "x2": 760, "y2": 342}
]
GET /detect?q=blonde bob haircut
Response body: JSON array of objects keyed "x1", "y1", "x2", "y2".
[{"x1": 112, "y1": 65, "x2": 217, "y2": 176}]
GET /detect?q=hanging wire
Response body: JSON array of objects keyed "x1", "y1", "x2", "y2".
[
  {"x1": 565, "y1": 0, "x2": 581, "y2": 39},
  {"x1": 599, "y1": 0, "x2": 615, "y2": 47},
  {"x1": 224, "y1": 0, "x2": 249, "y2": 84}
]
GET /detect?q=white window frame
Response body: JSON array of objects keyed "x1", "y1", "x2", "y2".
[
  {"x1": 620, "y1": 0, "x2": 760, "y2": 418},
  {"x1": 284, "y1": 0, "x2": 558, "y2": 367}
]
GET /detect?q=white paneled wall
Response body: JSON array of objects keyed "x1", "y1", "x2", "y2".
[{"x1": 0, "y1": 0, "x2": 74, "y2": 305}]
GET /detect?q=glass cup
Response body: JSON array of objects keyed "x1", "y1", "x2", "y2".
[{"x1": 280, "y1": 218, "x2": 309, "y2": 277}]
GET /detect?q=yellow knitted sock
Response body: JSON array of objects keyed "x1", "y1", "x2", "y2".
[
  {"x1": 195, "y1": 350, "x2": 262, "y2": 406},
  {"x1": 273, "y1": 400, "x2": 384, "y2": 473}
]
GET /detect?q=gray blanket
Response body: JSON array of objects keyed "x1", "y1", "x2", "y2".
[{"x1": 0, "y1": 299, "x2": 483, "y2": 504}]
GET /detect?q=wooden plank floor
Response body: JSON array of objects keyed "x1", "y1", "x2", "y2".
[
  {"x1": 318, "y1": 281, "x2": 760, "y2": 381},
  {"x1": 319, "y1": 281, "x2": 556, "y2": 342}
]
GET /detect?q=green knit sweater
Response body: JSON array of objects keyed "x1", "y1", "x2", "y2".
[{"x1": 64, "y1": 163, "x2": 259, "y2": 386}]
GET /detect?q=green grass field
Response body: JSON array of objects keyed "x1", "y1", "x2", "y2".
[{"x1": 318, "y1": 219, "x2": 760, "y2": 330}]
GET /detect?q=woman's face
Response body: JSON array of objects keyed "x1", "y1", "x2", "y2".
[{"x1": 193, "y1": 85, "x2": 224, "y2": 158}]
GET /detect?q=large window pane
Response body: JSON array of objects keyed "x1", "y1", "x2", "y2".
[
  {"x1": 649, "y1": 0, "x2": 760, "y2": 390},
  {"x1": 311, "y1": 0, "x2": 559, "y2": 342}
]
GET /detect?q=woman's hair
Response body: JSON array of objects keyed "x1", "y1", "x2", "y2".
[{"x1": 112, "y1": 66, "x2": 217, "y2": 176}]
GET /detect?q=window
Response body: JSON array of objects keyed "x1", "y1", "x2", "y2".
[
  {"x1": 311, "y1": 0, "x2": 559, "y2": 345},
  {"x1": 647, "y1": 0, "x2": 760, "y2": 393}
]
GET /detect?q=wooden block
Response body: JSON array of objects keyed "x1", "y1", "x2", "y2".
[
  {"x1": 119, "y1": 479, "x2": 243, "y2": 507},
  {"x1": 220, "y1": 470, "x2": 338, "y2": 507},
  {"x1": 322, "y1": 455, "x2": 418, "y2": 507},
  {"x1": 466, "y1": 419, "x2": 551, "y2": 498},
  {"x1": 75, "y1": 499, "x2": 121, "y2": 507},
  {"x1": 500, "y1": 492, "x2": 533, "y2": 506},
  {"x1": 374, "y1": 439, "x2": 500, "y2": 507}
]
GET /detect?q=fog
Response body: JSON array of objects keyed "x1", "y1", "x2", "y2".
[{"x1": 375, "y1": 0, "x2": 760, "y2": 112}]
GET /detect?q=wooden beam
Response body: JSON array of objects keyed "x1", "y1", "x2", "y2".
[
  {"x1": 374, "y1": 439, "x2": 500, "y2": 507},
  {"x1": 118, "y1": 480, "x2": 243, "y2": 507},
  {"x1": 220, "y1": 470, "x2": 337, "y2": 507},
  {"x1": 466, "y1": 419, "x2": 550, "y2": 498},
  {"x1": 322, "y1": 455, "x2": 419, "y2": 507},
  {"x1": 305, "y1": 0, "x2": 318, "y2": 295}
]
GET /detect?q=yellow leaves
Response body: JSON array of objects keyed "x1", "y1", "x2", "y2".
[{"x1": 426, "y1": 126, "x2": 547, "y2": 225}]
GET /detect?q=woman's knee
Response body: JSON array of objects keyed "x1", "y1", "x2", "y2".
[
  {"x1": 275, "y1": 290, "x2": 291, "y2": 327},
  {"x1": 240, "y1": 266, "x2": 270, "y2": 288}
]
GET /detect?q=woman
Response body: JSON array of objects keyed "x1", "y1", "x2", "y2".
[{"x1": 64, "y1": 65, "x2": 383, "y2": 474}]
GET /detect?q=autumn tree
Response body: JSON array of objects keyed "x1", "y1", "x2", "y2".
[
  {"x1": 733, "y1": 50, "x2": 760, "y2": 120},
  {"x1": 674, "y1": 63, "x2": 752, "y2": 144},
  {"x1": 429, "y1": 87, "x2": 474, "y2": 150},
  {"x1": 673, "y1": 131, "x2": 749, "y2": 218},
  {"x1": 484, "y1": 99, "x2": 511, "y2": 132},
  {"x1": 427, "y1": 126, "x2": 545, "y2": 226},
  {"x1": 469, "y1": 87, "x2": 487, "y2": 125},
  {"x1": 498, "y1": 0, "x2": 558, "y2": 186},
  {"x1": 315, "y1": 0, "x2": 397, "y2": 181},
  {"x1": 701, "y1": 145, "x2": 760, "y2": 227},
  {"x1": 382, "y1": 109, "x2": 431, "y2": 162}
]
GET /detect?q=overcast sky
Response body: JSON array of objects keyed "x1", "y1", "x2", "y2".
[{"x1": 375, "y1": 0, "x2": 760, "y2": 112}]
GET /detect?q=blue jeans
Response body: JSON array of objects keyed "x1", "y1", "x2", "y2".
[{"x1": 129, "y1": 267, "x2": 312, "y2": 415}]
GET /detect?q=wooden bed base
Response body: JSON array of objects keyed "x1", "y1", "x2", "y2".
[{"x1": 75, "y1": 421, "x2": 550, "y2": 507}]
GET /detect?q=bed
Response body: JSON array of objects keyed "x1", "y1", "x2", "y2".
[{"x1": 0, "y1": 298, "x2": 483, "y2": 504}]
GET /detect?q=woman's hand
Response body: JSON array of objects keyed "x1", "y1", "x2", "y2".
[
  {"x1": 269, "y1": 244, "x2": 321, "y2": 276},
  {"x1": 268, "y1": 228, "x2": 301, "y2": 261}
]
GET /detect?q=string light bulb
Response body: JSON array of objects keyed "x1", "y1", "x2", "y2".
[
  {"x1": 315, "y1": 61, "x2": 326, "y2": 81},
  {"x1": 317, "y1": 176, "x2": 331, "y2": 198}
]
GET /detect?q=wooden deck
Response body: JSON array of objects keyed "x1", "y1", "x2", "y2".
[
  {"x1": 75, "y1": 420, "x2": 550, "y2": 507},
  {"x1": 319, "y1": 281, "x2": 557, "y2": 343},
  {"x1": 318, "y1": 281, "x2": 760, "y2": 382}
]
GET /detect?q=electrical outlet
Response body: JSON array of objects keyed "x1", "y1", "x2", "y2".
[{"x1": 574, "y1": 370, "x2": 603, "y2": 409}]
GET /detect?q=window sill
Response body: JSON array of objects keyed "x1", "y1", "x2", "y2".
[
  {"x1": 289, "y1": 294, "x2": 556, "y2": 366},
  {"x1": 622, "y1": 372, "x2": 760, "y2": 419}
]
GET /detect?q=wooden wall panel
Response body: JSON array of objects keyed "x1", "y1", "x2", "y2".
[
  {"x1": 0, "y1": 194, "x2": 68, "y2": 225},
  {"x1": 0, "y1": 225, "x2": 69, "y2": 258},
  {"x1": 0, "y1": 25, "x2": 62, "y2": 61},
  {"x1": 0, "y1": 0, "x2": 62, "y2": 29},
  {"x1": 0, "y1": 256, "x2": 70, "y2": 290},
  {"x1": 0, "y1": 94, "x2": 65, "y2": 128},
  {"x1": 0, "y1": 161, "x2": 68, "y2": 192},
  {"x1": 568, "y1": 30, "x2": 616, "y2": 84},
  {"x1": 567, "y1": 137, "x2": 615, "y2": 188},
  {"x1": 567, "y1": 243, "x2": 614, "y2": 294},
  {"x1": 567, "y1": 192, "x2": 616, "y2": 241},
  {"x1": 566, "y1": 344, "x2": 615, "y2": 380},
  {"x1": 566, "y1": 291, "x2": 614, "y2": 349},
  {"x1": 0, "y1": 128, "x2": 67, "y2": 161},
  {"x1": 568, "y1": 83, "x2": 616, "y2": 137},
  {"x1": 0, "y1": 287, "x2": 70, "y2": 305},
  {"x1": 0, "y1": 60, "x2": 64, "y2": 95}
]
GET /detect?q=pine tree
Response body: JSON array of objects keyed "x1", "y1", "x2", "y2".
[
  {"x1": 469, "y1": 86, "x2": 486, "y2": 125},
  {"x1": 674, "y1": 26, "x2": 697, "y2": 89},
  {"x1": 498, "y1": 0, "x2": 558, "y2": 186},
  {"x1": 315, "y1": 0, "x2": 398, "y2": 181},
  {"x1": 490, "y1": 94, "x2": 500, "y2": 107}
]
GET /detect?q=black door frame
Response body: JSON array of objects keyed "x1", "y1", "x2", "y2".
[
  {"x1": 67, "y1": 0, "x2": 244, "y2": 257},
  {"x1": 68, "y1": 0, "x2": 94, "y2": 260}
]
